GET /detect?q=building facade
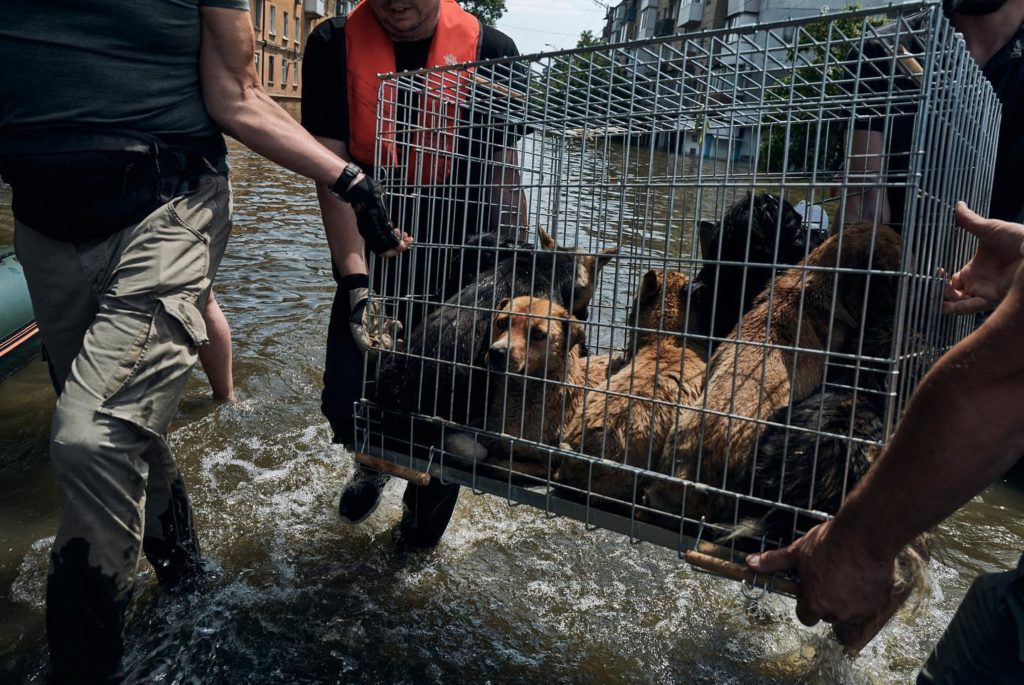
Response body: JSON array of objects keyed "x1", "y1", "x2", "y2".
[
  {"x1": 250, "y1": 0, "x2": 355, "y2": 100},
  {"x1": 603, "y1": 0, "x2": 894, "y2": 43}
]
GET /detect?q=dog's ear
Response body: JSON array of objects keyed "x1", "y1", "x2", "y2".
[
  {"x1": 596, "y1": 245, "x2": 618, "y2": 272},
  {"x1": 496, "y1": 297, "x2": 511, "y2": 313},
  {"x1": 564, "y1": 318, "x2": 587, "y2": 352},
  {"x1": 639, "y1": 269, "x2": 661, "y2": 302},
  {"x1": 537, "y1": 228, "x2": 558, "y2": 251}
]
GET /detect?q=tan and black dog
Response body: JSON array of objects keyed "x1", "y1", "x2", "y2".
[
  {"x1": 474, "y1": 295, "x2": 588, "y2": 473},
  {"x1": 647, "y1": 223, "x2": 904, "y2": 514},
  {"x1": 558, "y1": 269, "x2": 707, "y2": 502}
]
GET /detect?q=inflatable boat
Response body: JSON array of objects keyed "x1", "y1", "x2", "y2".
[{"x1": 0, "y1": 247, "x2": 40, "y2": 382}]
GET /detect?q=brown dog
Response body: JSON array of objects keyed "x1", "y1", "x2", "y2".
[
  {"x1": 477, "y1": 296, "x2": 587, "y2": 472},
  {"x1": 558, "y1": 269, "x2": 707, "y2": 502},
  {"x1": 648, "y1": 224, "x2": 904, "y2": 513}
]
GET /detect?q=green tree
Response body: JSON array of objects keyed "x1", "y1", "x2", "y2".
[
  {"x1": 576, "y1": 30, "x2": 602, "y2": 49},
  {"x1": 759, "y1": 4, "x2": 888, "y2": 174},
  {"x1": 461, "y1": 0, "x2": 506, "y2": 27}
]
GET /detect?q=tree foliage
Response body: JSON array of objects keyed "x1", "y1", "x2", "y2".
[
  {"x1": 759, "y1": 4, "x2": 888, "y2": 174},
  {"x1": 461, "y1": 0, "x2": 506, "y2": 27}
]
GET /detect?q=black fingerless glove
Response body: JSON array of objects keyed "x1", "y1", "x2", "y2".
[{"x1": 330, "y1": 164, "x2": 401, "y2": 255}]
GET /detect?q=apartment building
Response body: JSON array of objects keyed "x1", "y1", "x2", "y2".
[
  {"x1": 250, "y1": 0, "x2": 355, "y2": 100},
  {"x1": 604, "y1": 0, "x2": 893, "y2": 42}
]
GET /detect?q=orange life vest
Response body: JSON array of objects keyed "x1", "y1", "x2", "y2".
[{"x1": 345, "y1": 0, "x2": 481, "y2": 185}]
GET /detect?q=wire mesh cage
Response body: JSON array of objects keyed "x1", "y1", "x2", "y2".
[{"x1": 354, "y1": 0, "x2": 999, "y2": 623}]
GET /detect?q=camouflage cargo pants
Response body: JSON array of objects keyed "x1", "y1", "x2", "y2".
[{"x1": 14, "y1": 172, "x2": 231, "y2": 682}]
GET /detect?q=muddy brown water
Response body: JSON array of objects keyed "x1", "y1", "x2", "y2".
[{"x1": 1, "y1": 136, "x2": 1022, "y2": 684}]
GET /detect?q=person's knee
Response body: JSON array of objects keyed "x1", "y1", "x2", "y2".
[{"x1": 50, "y1": 399, "x2": 147, "y2": 497}]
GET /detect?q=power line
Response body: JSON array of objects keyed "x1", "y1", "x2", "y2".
[{"x1": 499, "y1": 23, "x2": 582, "y2": 36}]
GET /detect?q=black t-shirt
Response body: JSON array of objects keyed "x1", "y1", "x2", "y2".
[{"x1": 851, "y1": 14, "x2": 1024, "y2": 224}]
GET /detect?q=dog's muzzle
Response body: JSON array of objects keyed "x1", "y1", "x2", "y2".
[{"x1": 487, "y1": 346, "x2": 509, "y2": 371}]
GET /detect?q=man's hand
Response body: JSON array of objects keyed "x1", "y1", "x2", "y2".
[
  {"x1": 332, "y1": 170, "x2": 412, "y2": 257},
  {"x1": 747, "y1": 520, "x2": 897, "y2": 627},
  {"x1": 943, "y1": 202, "x2": 1024, "y2": 314},
  {"x1": 345, "y1": 277, "x2": 402, "y2": 354}
]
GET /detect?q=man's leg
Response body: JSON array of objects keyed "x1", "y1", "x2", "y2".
[
  {"x1": 141, "y1": 437, "x2": 203, "y2": 588},
  {"x1": 16, "y1": 173, "x2": 231, "y2": 681},
  {"x1": 917, "y1": 556, "x2": 1024, "y2": 684},
  {"x1": 322, "y1": 276, "x2": 389, "y2": 523},
  {"x1": 397, "y1": 479, "x2": 461, "y2": 550}
]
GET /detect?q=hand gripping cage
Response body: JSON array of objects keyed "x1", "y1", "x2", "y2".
[{"x1": 354, "y1": 1, "x2": 999, "y2": 615}]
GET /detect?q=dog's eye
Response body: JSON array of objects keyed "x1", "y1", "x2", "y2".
[
  {"x1": 530, "y1": 328, "x2": 547, "y2": 342},
  {"x1": 495, "y1": 317, "x2": 509, "y2": 331}
]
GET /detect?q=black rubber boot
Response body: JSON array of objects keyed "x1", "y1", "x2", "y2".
[
  {"x1": 396, "y1": 480, "x2": 461, "y2": 550},
  {"x1": 338, "y1": 463, "x2": 391, "y2": 524},
  {"x1": 142, "y1": 472, "x2": 205, "y2": 591},
  {"x1": 46, "y1": 538, "x2": 127, "y2": 684}
]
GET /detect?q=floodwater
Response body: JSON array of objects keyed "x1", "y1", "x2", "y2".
[{"x1": 2, "y1": 135, "x2": 1022, "y2": 684}]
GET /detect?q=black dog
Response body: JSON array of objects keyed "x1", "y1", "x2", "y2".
[
  {"x1": 738, "y1": 389, "x2": 883, "y2": 542},
  {"x1": 694, "y1": 193, "x2": 826, "y2": 351},
  {"x1": 368, "y1": 229, "x2": 616, "y2": 450}
]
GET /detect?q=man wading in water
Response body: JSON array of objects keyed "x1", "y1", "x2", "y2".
[
  {"x1": 0, "y1": 1, "x2": 409, "y2": 680},
  {"x1": 302, "y1": 0, "x2": 527, "y2": 548}
]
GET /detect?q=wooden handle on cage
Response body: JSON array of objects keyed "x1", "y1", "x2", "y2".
[
  {"x1": 895, "y1": 45, "x2": 924, "y2": 86},
  {"x1": 355, "y1": 453, "x2": 432, "y2": 487},
  {"x1": 684, "y1": 549, "x2": 799, "y2": 597},
  {"x1": 472, "y1": 73, "x2": 527, "y2": 100}
]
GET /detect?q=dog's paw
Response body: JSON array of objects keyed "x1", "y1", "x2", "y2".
[{"x1": 445, "y1": 432, "x2": 489, "y2": 460}]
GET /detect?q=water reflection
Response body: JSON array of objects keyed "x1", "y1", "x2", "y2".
[{"x1": 0, "y1": 141, "x2": 1021, "y2": 684}]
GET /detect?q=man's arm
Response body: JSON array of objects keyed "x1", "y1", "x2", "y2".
[
  {"x1": 842, "y1": 128, "x2": 892, "y2": 226},
  {"x1": 487, "y1": 147, "x2": 529, "y2": 243},
  {"x1": 198, "y1": 7, "x2": 410, "y2": 255},
  {"x1": 749, "y1": 258, "x2": 1024, "y2": 626},
  {"x1": 313, "y1": 136, "x2": 367, "y2": 278},
  {"x1": 199, "y1": 7, "x2": 348, "y2": 184}
]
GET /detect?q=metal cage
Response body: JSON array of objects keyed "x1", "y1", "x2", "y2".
[{"x1": 355, "y1": 1, "x2": 999, "y2": 597}]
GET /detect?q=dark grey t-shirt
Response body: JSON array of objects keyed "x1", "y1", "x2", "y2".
[{"x1": 0, "y1": 0, "x2": 249, "y2": 140}]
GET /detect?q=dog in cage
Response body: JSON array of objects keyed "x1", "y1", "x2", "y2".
[
  {"x1": 747, "y1": 389, "x2": 931, "y2": 653},
  {"x1": 694, "y1": 192, "x2": 827, "y2": 353},
  {"x1": 556, "y1": 269, "x2": 707, "y2": 502},
  {"x1": 646, "y1": 223, "x2": 904, "y2": 516},
  {"x1": 468, "y1": 295, "x2": 588, "y2": 472},
  {"x1": 371, "y1": 228, "x2": 616, "y2": 449}
]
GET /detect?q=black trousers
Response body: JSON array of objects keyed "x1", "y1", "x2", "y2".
[{"x1": 321, "y1": 278, "x2": 460, "y2": 536}]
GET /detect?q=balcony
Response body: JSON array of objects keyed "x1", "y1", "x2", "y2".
[
  {"x1": 675, "y1": 0, "x2": 703, "y2": 28},
  {"x1": 726, "y1": 0, "x2": 759, "y2": 17},
  {"x1": 304, "y1": 0, "x2": 326, "y2": 17}
]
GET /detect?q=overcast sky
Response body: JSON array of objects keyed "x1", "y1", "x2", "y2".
[{"x1": 494, "y1": 0, "x2": 611, "y2": 56}]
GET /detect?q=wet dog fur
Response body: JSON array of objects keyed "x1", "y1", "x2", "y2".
[
  {"x1": 647, "y1": 223, "x2": 904, "y2": 514},
  {"x1": 478, "y1": 296, "x2": 587, "y2": 471},
  {"x1": 372, "y1": 229, "x2": 616, "y2": 433},
  {"x1": 557, "y1": 270, "x2": 707, "y2": 502},
  {"x1": 694, "y1": 193, "x2": 826, "y2": 352}
]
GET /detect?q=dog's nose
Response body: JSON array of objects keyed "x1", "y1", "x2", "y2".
[{"x1": 488, "y1": 347, "x2": 509, "y2": 371}]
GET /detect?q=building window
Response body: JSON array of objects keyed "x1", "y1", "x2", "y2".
[
  {"x1": 283, "y1": 11, "x2": 289, "y2": 40},
  {"x1": 268, "y1": 55, "x2": 275, "y2": 83},
  {"x1": 282, "y1": 60, "x2": 288, "y2": 85},
  {"x1": 269, "y1": 6, "x2": 276, "y2": 35},
  {"x1": 294, "y1": 18, "x2": 300, "y2": 45},
  {"x1": 254, "y1": 52, "x2": 260, "y2": 75},
  {"x1": 252, "y1": 0, "x2": 263, "y2": 29},
  {"x1": 293, "y1": 63, "x2": 299, "y2": 86}
]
